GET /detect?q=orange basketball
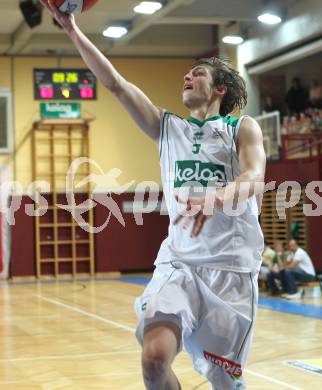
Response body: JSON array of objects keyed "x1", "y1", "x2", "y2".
[{"x1": 53, "y1": 0, "x2": 99, "y2": 14}]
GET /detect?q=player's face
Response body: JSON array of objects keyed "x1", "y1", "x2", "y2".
[{"x1": 182, "y1": 65, "x2": 215, "y2": 109}]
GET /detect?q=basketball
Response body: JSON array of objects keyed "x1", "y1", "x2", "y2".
[{"x1": 53, "y1": 0, "x2": 99, "y2": 14}]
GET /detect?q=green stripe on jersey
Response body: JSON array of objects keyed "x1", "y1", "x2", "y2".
[
  {"x1": 187, "y1": 115, "x2": 239, "y2": 128},
  {"x1": 159, "y1": 112, "x2": 168, "y2": 158}
]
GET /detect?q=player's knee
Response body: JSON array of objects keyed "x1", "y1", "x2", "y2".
[{"x1": 142, "y1": 348, "x2": 169, "y2": 382}]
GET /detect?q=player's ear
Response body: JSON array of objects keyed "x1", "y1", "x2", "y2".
[{"x1": 215, "y1": 85, "x2": 227, "y2": 96}]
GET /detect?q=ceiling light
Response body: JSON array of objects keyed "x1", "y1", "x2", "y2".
[
  {"x1": 103, "y1": 26, "x2": 128, "y2": 38},
  {"x1": 258, "y1": 13, "x2": 282, "y2": 25},
  {"x1": 134, "y1": 1, "x2": 163, "y2": 15},
  {"x1": 222, "y1": 36, "x2": 244, "y2": 45}
]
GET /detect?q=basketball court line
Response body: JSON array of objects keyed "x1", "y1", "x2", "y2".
[
  {"x1": 0, "y1": 371, "x2": 136, "y2": 385},
  {"x1": 283, "y1": 360, "x2": 322, "y2": 378},
  {"x1": 0, "y1": 276, "x2": 149, "y2": 286},
  {"x1": 0, "y1": 349, "x2": 141, "y2": 363},
  {"x1": 36, "y1": 293, "x2": 304, "y2": 390},
  {"x1": 2, "y1": 313, "x2": 80, "y2": 321},
  {"x1": 35, "y1": 294, "x2": 135, "y2": 333},
  {"x1": 244, "y1": 369, "x2": 303, "y2": 390}
]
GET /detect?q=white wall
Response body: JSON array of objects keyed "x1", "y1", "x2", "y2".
[
  {"x1": 238, "y1": 60, "x2": 261, "y2": 117},
  {"x1": 219, "y1": 31, "x2": 261, "y2": 117},
  {"x1": 240, "y1": 0, "x2": 322, "y2": 66},
  {"x1": 236, "y1": 0, "x2": 322, "y2": 116},
  {"x1": 266, "y1": 51, "x2": 322, "y2": 90}
]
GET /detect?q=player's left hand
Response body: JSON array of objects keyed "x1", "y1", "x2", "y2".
[
  {"x1": 40, "y1": 0, "x2": 77, "y2": 33},
  {"x1": 173, "y1": 192, "x2": 221, "y2": 237}
]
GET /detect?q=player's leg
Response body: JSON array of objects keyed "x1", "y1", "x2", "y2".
[
  {"x1": 266, "y1": 271, "x2": 281, "y2": 293},
  {"x1": 183, "y1": 269, "x2": 255, "y2": 390},
  {"x1": 280, "y1": 268, "x2": 297, "y2": 293},
  {"x1": 142, "y1": 321, "x2": 182, "y2": 390}
]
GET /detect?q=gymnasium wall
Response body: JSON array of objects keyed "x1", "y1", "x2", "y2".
[
  {"x1": 0, "y1": 57, "x2": 10, "y2": 88},
  {"x1": 0, "y1": 57, "x2": 13, "y2": 180},
  {"x1": 0, "y1": 56, "x2": 193, "y2": 188},
  {"x1": 262, "y1": 51, "x2": 322, "y2": 91},
  {"x1": 237, "y1": 0, "x2": 322, "y2": 116}
]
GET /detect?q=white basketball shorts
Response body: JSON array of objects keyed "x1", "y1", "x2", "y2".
[{"x1": 135, "y1": 262, "x2": 258, "y2": 390}]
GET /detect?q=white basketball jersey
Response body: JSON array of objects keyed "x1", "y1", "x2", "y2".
[{"x1": 156, "y1": 111, "x2": 264, "y2": 273}]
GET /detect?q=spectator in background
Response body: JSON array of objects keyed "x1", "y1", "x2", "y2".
[
  {"x1": 262, "y1": 96, "x2": 278, "y2": 114},
  {"x1": 285, "y1": 78, "x2": 308, "y2": 117},
  {"x1": 260, "y1": 243, "x2": 276, "y2": 287},
  {"x1": 309, "y1": 79, "x2": 322, "y2": 108},
  {"x1": 281, "y1": 239, "x2": 316, "y2": 299},
  {"x1": 266, "y1": 241, "x2": 288, "y2": 295}
]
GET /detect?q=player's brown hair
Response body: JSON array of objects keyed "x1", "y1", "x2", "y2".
[{"x1": 192, "y1": 57, "x2": 247, "y2": 116}]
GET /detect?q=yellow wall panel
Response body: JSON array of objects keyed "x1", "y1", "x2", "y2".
[
  {"x1": 1, "y1": 56, "x2": 193, "y2": 189},
  {"x1": 14, "y1": 57, "x2": 57, "y2": 187},
  {"x1": 0, "y1": 57, "x2": 11, "y2": 88},
  {"x1": 0, "y1": 57, "x2": 12, "y2": 168}
]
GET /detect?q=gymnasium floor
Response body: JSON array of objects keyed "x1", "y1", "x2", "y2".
[{"x1": 0, "y1": 276, "x2": 321, "y2": 390}]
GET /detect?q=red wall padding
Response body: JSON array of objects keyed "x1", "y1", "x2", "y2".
[
  {"x1": 11, "y1": 197, "x2": 36, "y2": 277},
  {"x1": 10, "y1": 193, "x2": 169, "y2": 277},
  {"x1": 94, "y1": 192, "x2": 169, "y2": 272},
  {"x1": 265, "y1": 159, "x2": 322, "y2": 185}
]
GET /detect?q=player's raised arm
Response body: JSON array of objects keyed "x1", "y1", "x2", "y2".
[{"x1": 41, "y1": 0, "x2": 161, "y2": 140}]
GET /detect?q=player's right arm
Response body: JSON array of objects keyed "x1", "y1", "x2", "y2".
[{"x1": 41, "y1": 0, "x2": 161, "y2": 140}]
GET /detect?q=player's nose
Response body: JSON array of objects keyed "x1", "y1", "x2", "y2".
[{"x1": 184, "y1": 72, "x2": 192, "y2": 82}]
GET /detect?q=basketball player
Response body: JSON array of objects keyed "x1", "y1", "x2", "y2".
[{"x1": 42, "y1": 1, "x2": 266, "y2": 389}]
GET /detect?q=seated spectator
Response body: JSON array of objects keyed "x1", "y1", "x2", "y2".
[
  {"x1": 309, "y1": 79, "x2": 322, "y2": 109},
  {"x1": 260, "y1": 243, "x2": 276, "y2": 287},
  {"x1": 280, "y1": 239, "x2": 316, "y2": 299},
  {"x1": 266, "y1": 241, "x2": 288, "y2": 295}
]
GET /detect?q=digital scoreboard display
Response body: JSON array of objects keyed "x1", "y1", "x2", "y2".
[{"x1": 34, "y1": 69, "x2": 97, "y2": 100}]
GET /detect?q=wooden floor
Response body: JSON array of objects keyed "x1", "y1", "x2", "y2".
[{"x1": 0, "y1": 277, "x2": 321, "y2": 389}]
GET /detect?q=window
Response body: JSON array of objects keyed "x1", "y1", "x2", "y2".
[{"x1": 0, "y1": 89, "x2": 13, "y2": 154}]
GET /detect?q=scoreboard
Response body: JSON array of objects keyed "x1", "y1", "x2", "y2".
[{"x1": 34, "y1": 69, "x2": 97, "y2": 100}]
